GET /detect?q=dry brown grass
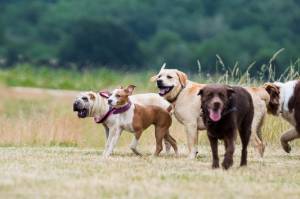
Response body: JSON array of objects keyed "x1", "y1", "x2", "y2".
[
  {"x1": 0, "y1": 146, "x2": 300, "y2": 199},
  {"x1": 1, "y1": 86, "x2": 300, "y2": 198}
]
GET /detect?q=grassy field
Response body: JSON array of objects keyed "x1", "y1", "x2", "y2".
[
  {"x1": 0, "y1": 64, "x2": 300, "y2": 198},
  {"x1": 0, "y1": 146, "x2": 300, "y2": 199}
]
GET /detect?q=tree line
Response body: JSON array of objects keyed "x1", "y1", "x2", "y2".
[{"x1": 0, "y1": 0, "x2": 299, "y2": 74}]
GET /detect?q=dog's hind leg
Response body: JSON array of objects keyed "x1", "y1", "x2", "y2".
[
  {"x1": 130, "y1": 131, "x2": 142, "y2": 156},
  {"x1": 185, "y1": 122, "x2": 199, "y2": 159},
  {"x1": 280, "y1": 128, "x2": 300, "y2": 153},
  {"x1": 154, "y1": 126, "x2": 165, "y2": 156},
  {"x1": 164, "y1": 131, "x2": 178, "y2": 156},
  {"x1": 164, "y1": 138, "x2": 171, "y2": 154},
  {"x1": 239, "y1": 122, "x2": 252, "y2": 166}
]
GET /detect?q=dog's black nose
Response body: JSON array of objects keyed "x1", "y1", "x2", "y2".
[
  {"x1": 213, "y1": 102, "x2": 221, "y2": 109},
  {"x1": 157, "y1": 79, "x2": 163, "y2": 87},
  {"x1": 108, "y1": 99, "x2": 112, "y2": 104}
]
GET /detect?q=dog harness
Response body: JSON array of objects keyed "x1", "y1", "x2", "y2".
[{"x1": 94, "y1": 91, "x2": 132, "y2": 123}]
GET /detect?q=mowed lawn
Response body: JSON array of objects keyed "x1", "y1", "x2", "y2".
[
  {"x1": 0, "y1": 86, "x2": 300, "y2": 198},
  {"x1": 0, "y1": 146, "x2": 300, "y2": 199}
]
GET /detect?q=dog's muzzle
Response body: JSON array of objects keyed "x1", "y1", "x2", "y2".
[
  {"x1": 73, "y1": 100, "x2": 88, "y2": 118},
  {"x1": 156, "y1": 80, "x2": 174, "y2": 96}
]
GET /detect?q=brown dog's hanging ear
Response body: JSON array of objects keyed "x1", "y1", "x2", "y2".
[
  {"x1": 263, "y1": 83, "x2": 279, "y2": 94},
  {"x1": 125, "y1": 85, "x2": 136, "y2": 95},
  {"x1": 197, "y1": 89, "x2": 203, "y2": 96},
  {"x1": 176, "y1": 70, "x2": 187, "y2": 87}
]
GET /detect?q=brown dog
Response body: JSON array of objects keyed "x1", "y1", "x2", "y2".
[
  {"x1": 198, "y1": 84, "x2": 254, "y2": 169},
  {"x1": 103, "y1": 85, "x2": 178, "y2": 157}
]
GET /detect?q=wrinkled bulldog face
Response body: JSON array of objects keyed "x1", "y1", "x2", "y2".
[
  {"x1": 151, "y1": 67, "x2": 187, "y2": 100},
  {"x1": 198, "y1": 85, "x2": 235, "y2": 122},
  {"x1": 73, "y1": 92, "x2": 97, "y2": 118},
  {"x1": 108, "y1": 85, "x2": 135, "y2": 108}
]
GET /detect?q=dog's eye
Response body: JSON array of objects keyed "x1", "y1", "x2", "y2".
[
  {"x1": 82, "y1": 97, "x2": 88, "y2": 101},
  {"x1": 158, "y1": 75, "x2": 162, "y2": 78},
  {"x1": 116, "y1": 94, "x2": 121, "y2": 98},
  {"x1": 167, "y1": 75, "x2": 172, "y2": 79}
]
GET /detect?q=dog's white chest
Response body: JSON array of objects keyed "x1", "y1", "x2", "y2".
[{"x1": 116, "y1": 106, "x2": 135, "y2": 132}]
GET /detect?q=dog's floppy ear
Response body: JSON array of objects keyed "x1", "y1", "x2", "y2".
[
  {"x1": 176, "y1": 70, "x2": 187, "y2": 87},
  {"x1": 125, "y1": 85, "x2": 136, "y2": 95},
  {"x1": 263, "y1": 83, "x2": 279, "y2": 94},
  {"x1": 88, "y1": 92, "x2": 96, "y2": 101},
  {"x1": 197, "y1": 89, "x2": 203, "y2": 96}
]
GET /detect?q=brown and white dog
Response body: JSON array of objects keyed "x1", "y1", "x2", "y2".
[
  {"x1": 264, "y1": 80, "x2": 300, "y2": 153},
  {"x1": 105, "y1": 85, "x2": 178, "y2": 157},
  {"x1": 198, "y1": 84, "x2": 254, "y2": 169},
  {"x1": 151, "y1": 64, "x2": 269, "y2": 158},
  {"x1": 73, "y1": 89, "x2": 175, "y2": 157}
]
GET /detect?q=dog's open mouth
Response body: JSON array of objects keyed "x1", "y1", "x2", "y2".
[
  {"x1": 158, "y1": 85, "x2": 174, "y2": 96},
  {"x1": 77, "y1": 109, "x2": 88, "y2": 118},
  {"x1": 208, "y1": 108, "x2": 222, "y2": 122}
]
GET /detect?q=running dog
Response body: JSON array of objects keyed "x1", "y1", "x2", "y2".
[
  {"x1": 73, "y1": 86, "x2": 177, "y2": 157},
  {"x1": 198, "y1": 84, "x2": 254, "y2": 169},
  {"x1": 264, "y1": 80, "x2": 300, "y2": 153}
]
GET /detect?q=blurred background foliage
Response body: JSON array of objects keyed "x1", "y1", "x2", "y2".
[{"x1": 0, "y1": 0, "x2": 299, "y2": 75}]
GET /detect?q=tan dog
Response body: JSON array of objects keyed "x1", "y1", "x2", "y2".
[
  {"x1": 151, "y1": 64, "x2": 268, "y2": 158},
  {"x1": 73, "y1": 90, "x2": 174, "y2": 156},
  {"x1": 105, "y1": 85, "x2": 178, "y2": 157}
]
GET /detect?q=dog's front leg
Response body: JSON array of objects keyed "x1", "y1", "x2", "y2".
[
  {"x1": 185, "y1": 122, "x2": 198, "y2": 159},
  {"x1": 208, "y1": 135, "x2": 219, "y2": 168},
  {"x1": 103, "y1": 127, "x2": 122, "y2": 158},
  {"x1": 222, "y1": 137, "x2": 235, "y2": 170},
  {"x1": 280, "y1": 128, "x2": 300, "y2": 153}
]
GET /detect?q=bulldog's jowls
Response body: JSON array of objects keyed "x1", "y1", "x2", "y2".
[
  {"x1": 198, "y1": 84, "x2": 254, "y2": 169},
  {"x1": 264, "y1": 80, "x2": 300, "y2": 153}
]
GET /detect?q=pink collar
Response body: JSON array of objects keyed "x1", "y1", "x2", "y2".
[{"x1": 94, "y1": 91, "x2": 132, "y2": 123}]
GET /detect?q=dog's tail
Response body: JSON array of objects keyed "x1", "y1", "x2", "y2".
[{"x1": 247, "y1": 87, "x2": 270, "y2": 105}]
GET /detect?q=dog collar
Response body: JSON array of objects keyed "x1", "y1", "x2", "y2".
[
  {"x1": 94, "y1": 96, "x2": 132, "y2": 124},
  {"x1": 168, "y1": 86, "x2": 185, "y2": 104},
  {"x1": 112, "y1": 101, "x2": 132, "y2": 114}
]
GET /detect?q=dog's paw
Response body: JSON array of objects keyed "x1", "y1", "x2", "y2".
[
  {"x1": 212, "y1": 162, "x2": 220, "y2": 169},
  {"x1": 281, "y1": 141, "x2": 291, "y2": 153},
  {"x1": 222, "y1": 158, "x2": 233, "y2": 170}
]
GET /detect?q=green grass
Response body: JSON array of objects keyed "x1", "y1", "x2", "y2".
[{"x1": 0, "y1": 64, "x2": 156, "y2": 91}]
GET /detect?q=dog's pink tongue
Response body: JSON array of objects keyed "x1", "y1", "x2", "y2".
[{"x1": 209, "y1": 110, "x2": 221, "y2": 122}]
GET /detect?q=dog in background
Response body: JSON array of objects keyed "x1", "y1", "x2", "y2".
[
  {"x1": 151, "y1": 64, "x2": 268, "y2": 158},
  {"x1": 198, "y1": 84, "x2": 254, "y2": 169},
  {"x1": 264, "y1": 80, "x2": 300, "y2": 153},
  {"x1": 73, "y1": 89, "x2": 175, "y2": 156}
]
